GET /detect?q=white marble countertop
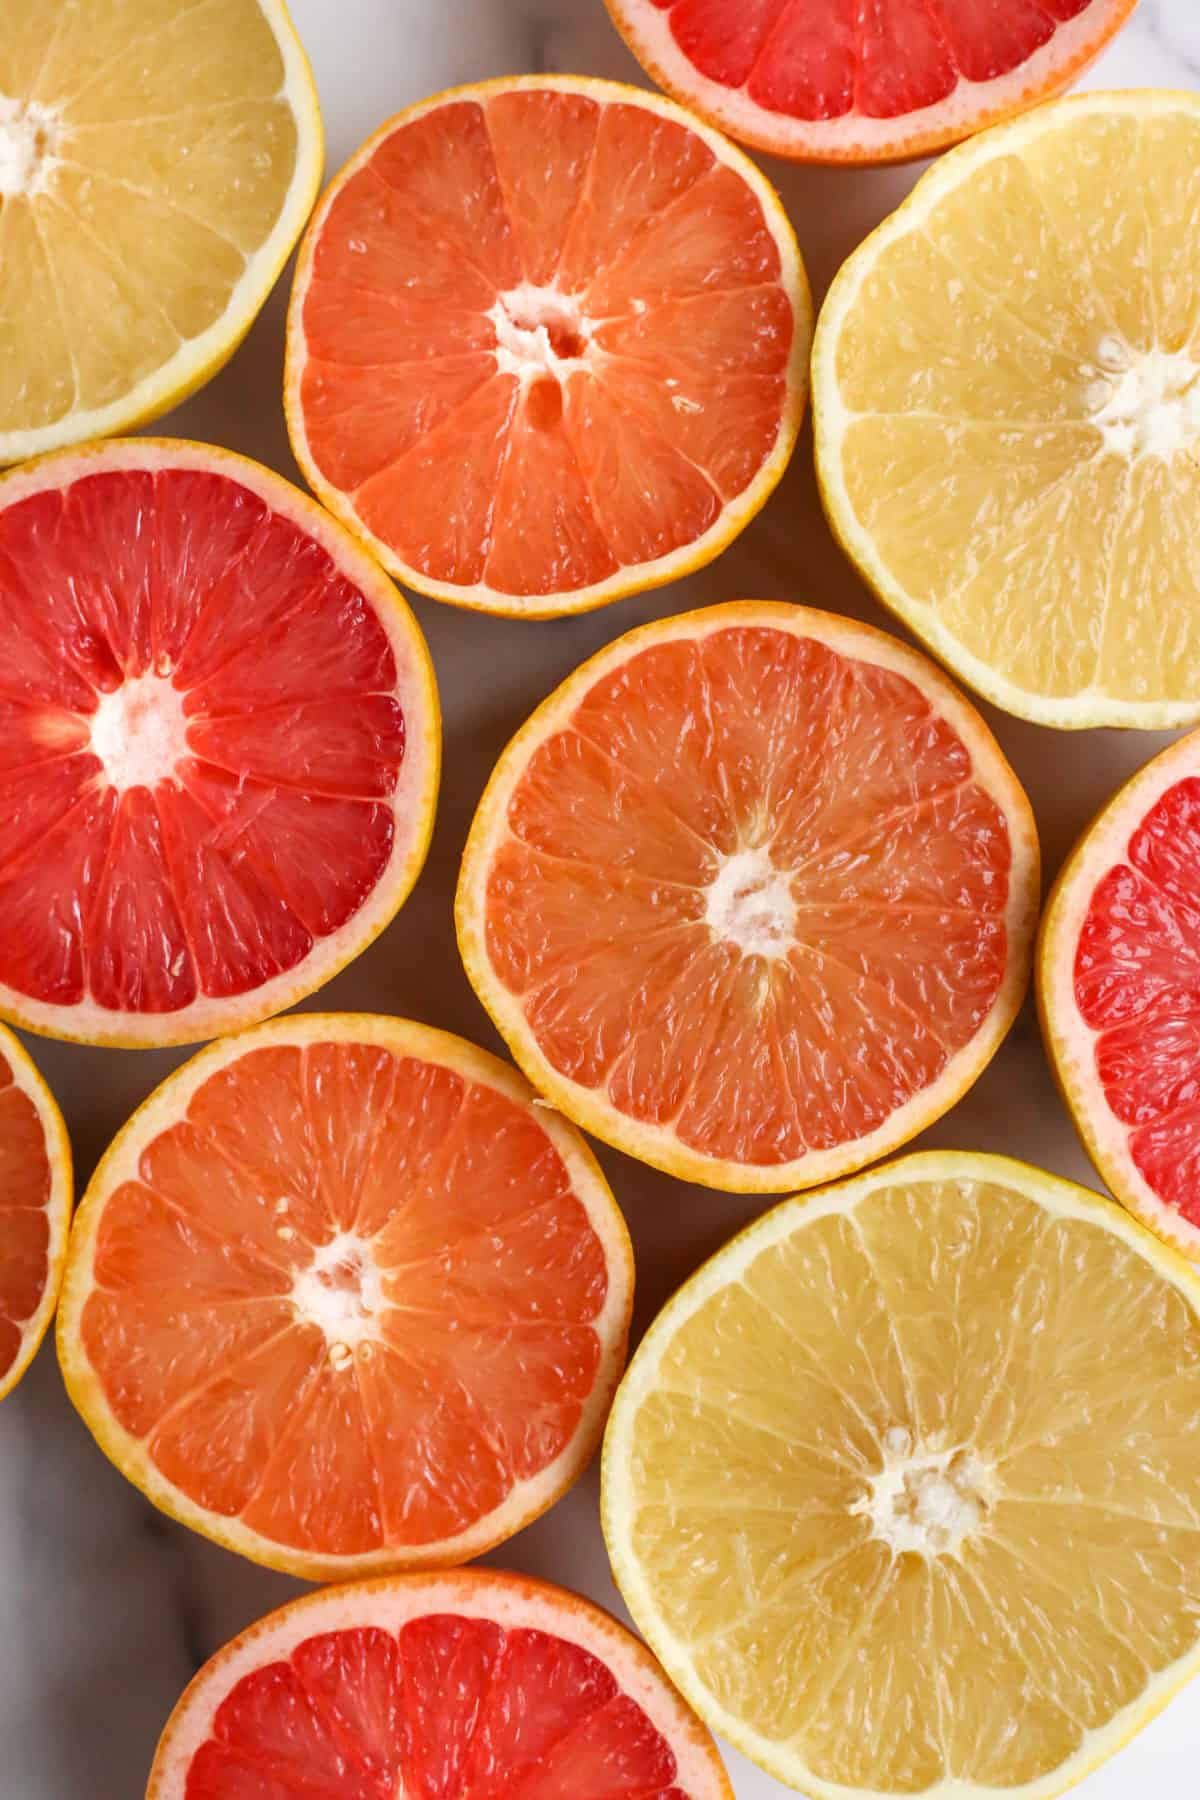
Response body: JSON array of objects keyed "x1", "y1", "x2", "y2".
[{"x1": 3, "y1": 2, "x2": 1199, "y2": 1796}]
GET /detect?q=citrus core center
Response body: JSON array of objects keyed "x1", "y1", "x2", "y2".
[
  {"x1": 490, "y1": 284, "x2": 593, "y2": 379},
  {"x1": 291, "y1": 1232, "x2": 385, "y2": 1367},
  {"x1": 1087, "y1": 336, "x2": 1200, "y2": 459},
  {"x1": 704, "y1": 846, "x2": 797, "y2": 959},
  {"x1": 854, "y1": 1428, "x2": 992, "y2": 1557},
  {"x1": 89, "y1": 673, "x2": 188, "y2": 792},
  {"x1": 0, "y1": 96, "x2": 62, "y2": 198}
]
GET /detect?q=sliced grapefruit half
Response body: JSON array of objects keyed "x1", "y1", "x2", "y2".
[
  {"x1": 0, "y1": 1023, "x2": 71, "y2": 1402},
  {"x1": 1040, "y1": 729, "x2": 1200, "y2": 1262},
  {"x1": 0, "y1": 439, "x2": 439, "y2": 1048},
  {"x1": 606, "y1": 0, "x2": 1135, "y2": 164},
  {"x1": 285, "y1": 75, "x2": 810, "y2": 617},
  {"x1": 457, "y1": 602, "x2": 1039, "y2": 1194},
  {"x1": 147, "y1": 1568, "x2": 733, "y2": 1799},
  {"x1": 602, "y1": 1150, "x2": 1200, "y2": 1798},
  {"x1": 57, "y1": 1013, "x2": 633, "y2": 1580},
  {"x1": 814, "y1": 90, "x2": 1200, "y2": 728},
  {"x1": 0, "y1": 0, "x2": 323, "y2": 461}
]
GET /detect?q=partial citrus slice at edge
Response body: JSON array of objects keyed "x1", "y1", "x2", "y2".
[
  {"x1": 458, "y1": 601, "x2": 1039, "y2": 1193},
  {"x1": 605, "y1": 0, "x2": 1136, "y2": 165},
  {"x1": 285, "y1": 74, "x2": 810, "y2": 618},
  {"x1": 57, "y1": 1012, "x2": 633, "y2": 1580},
  {"x1": 0, "y1": 1023, "x2": 71, "y2": 1402},
  {"x1": 1040, "y1": 728, "x2": 1200, "y2": 1262},
  {"x1": 602, "y1": 1148, "x2": 1200, "y2": 1798},
  {"x1": 0, "y1": 0, "x2": 323, "y2": 462},
  {"x1": 147, "y1": 1568, "x2": 734, "y2": 1799}
]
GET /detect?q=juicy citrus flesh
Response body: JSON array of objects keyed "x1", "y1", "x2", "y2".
[
  {"x1": 0, "y1": 441, "x2": 437, "y2": 1046},
  {"x1": 1039, "y1": 732, "x2": 1200, "y2": 1260},
  {"x1": 287, "y1": 78, "x2": 807, "y2": 611},
  {"x1": 147, "y1": 1572, "x2": 733, "y2": 1800},
  {"x1": 181, "y1": 1611, "x2": 696, "y2": 1797},
  {"x1": 0, "y1": 1028, "x2": 69, "y2": 1397},
  {"x1": 0, "y1": 0, "x2": 321, "y2": 460},
  {"x1": 602, "y1": 1152, "x2": 1200, "y2": 1798},
  {"x1": 606, "y1": 0, "x2": 1133, "y2": 161},
  {"x1": 60, "y1": 1018, "x2": 631, "y2": 1575},
  {"x1": 459, "y1": 605, "x2": 1037, "y2": 1191},
  {"x1": 1072, "y1": 774, "x2": 1200, "y2": 1228},
  {"x1": 815, "y1": 92, "x2": 1200, "y2": 727}
]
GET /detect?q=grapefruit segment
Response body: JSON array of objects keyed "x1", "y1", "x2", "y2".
[
  {"x1": 57, "y1": 1015, "x2": 632, "y2": 1578},
  {"x1": 0, "y1": 1024, "x2": 71, "y2": 1402},
  {"x1": 1041, "y1": 730, "x2": 1200, "y2": 1259},
  {"x1": 285, "y1": 76, "x2": 810, "y2": 617},
  {"x1": 606, "y1": 0, "x2": 1135, "y2": 163},
  {"x1": 0, "y1": 440, "x2": 438, "y2": 1047},
  {"x1": 146, "y1": 1571, "x2": 733, "y2": 1800},
  {"x1": 458, "y1": 603, "x2": 1038, "y2": 1193}
]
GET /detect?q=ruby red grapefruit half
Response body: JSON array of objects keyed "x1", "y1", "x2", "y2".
[
  {"x1": 146, "y1": 1569, "x2": 733, "y2": 1799},
  {"x1": 1040, "y1": 730, "x2": 1200, "y2": 1262},
  {"x1": 0, "y1": 1023, "x2": 71, "y2": 1402},
  {"x1": 0, "y1": 440, "x2": 438, "y2": 1047},
  {"x1": 457, "y1": 602, "x2": 1040, "y2": 1194},
  {"x1": 605, "y1": 0, "x2": 1136, "y2": 164},
  {"x1": 285, "y1": 75, "x2": 810, "y2": 616},
  {"x1": 57, "y1": 1014, "x2": 633, "y2": 1579}
]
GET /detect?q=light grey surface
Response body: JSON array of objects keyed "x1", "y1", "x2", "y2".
[{"x1": 3, "y1": 2, "x2": 1200, "y2": 1795}]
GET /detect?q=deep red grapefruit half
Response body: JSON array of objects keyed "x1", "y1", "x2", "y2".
[{"x1": 0, "y1": 440, "x2": 439, "y2": 1047}]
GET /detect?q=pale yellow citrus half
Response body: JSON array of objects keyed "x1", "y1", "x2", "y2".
[
  {"x1": 603, "y1": 1149, "x2": 1200, "y2": 1799},
  {"x1": 814, "y1": 90, "x2": 1200, "y2": 728},
  {"x1": 0, "y1": 0, "x2": 323, "y2": 461}
]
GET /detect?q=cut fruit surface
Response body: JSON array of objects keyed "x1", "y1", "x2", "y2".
[
  {"x1": 815, "y1": 90, "x2": 1200, "y2": 728},
  {"x1": 0, "y1": 0, "x2": 322, "y2": 461},
  {"x1": 602, "y1": 1150, "x2": 1200, "y2": 1799},
  {"x1": 285, "y1": 75, "x2": 809, "y2": 617},
  {"x1": 606, "y1": 0, "x2": 1134, "y2": 163},
  {"x1": 57, "y1": 1014, "x2": 632, "y2": 1579},
  {"x1": 0, "y1": 1023, "x2": 70, "y2": 1401},
  {"x1": 147, "y1": 1568, "x2": 732, "y2": 1799},
  {"x1": 457, "y1": 602, "x2": 1038, "y2": 1194},
  {"x1": 1040, "y1": 729, "x2": 1200, "y2": 1262},
  {"x1": 0, "y1": 439, "x2": 438, "y2": 1047}
]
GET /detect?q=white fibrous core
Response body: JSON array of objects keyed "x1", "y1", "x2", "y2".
[
  {"x1": 489, "y1": 284, "x2": 594, "y2": 384},
  {"x1": 704, "y1": 846, "x2": 798, "y2": 961},
  {"x1": 89, "y1": 672, "x2": 188, "y2": 791},
  {"x1": 289, "y1": 1230, "x2": 386, "y2": 1369},
  {"x1": 853, "y1": 1427, "x2": 994, "y2": 1557},
  {"x1": 1086, "y1": 335, "x2": 1200, "y2": 460},
  {"x1": 0, "y1": 96, "x2": 62, "y2": 199}
]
